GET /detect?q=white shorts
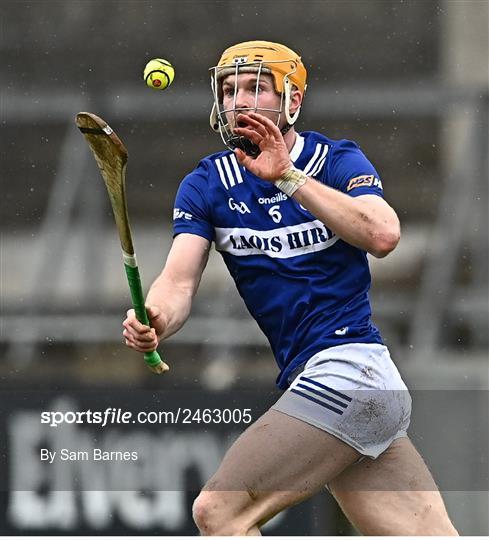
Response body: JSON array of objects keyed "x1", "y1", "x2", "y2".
[{"x1": 272, "y1": 343, "x2": 412, "y2": 459}]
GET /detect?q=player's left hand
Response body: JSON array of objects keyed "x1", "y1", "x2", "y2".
[{"x1": 233, "y1": 112, "x2": 292, "y2": 181}]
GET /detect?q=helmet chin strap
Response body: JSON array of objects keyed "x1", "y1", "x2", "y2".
[{"x1": 227, "y1": 134, "x2": 261, "y2": 157}]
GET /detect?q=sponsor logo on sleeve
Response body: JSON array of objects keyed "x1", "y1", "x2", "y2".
[
  {"x1": 346, "y1": 175, "x2": 383, "y2": 192},
  {"x1": 173, "y1": 208, "x2": 193, "y2": 220}
]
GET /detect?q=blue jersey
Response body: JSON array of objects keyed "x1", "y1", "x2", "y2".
[{"x1": 173, "y1": 131, "x2": 385, "y2": 389}]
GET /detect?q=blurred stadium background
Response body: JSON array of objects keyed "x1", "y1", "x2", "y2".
[{"x1": 1, "y1": 0, "x2": 488, "y2": 535}]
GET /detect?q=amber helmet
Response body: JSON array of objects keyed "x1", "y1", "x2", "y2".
[{"x1": 209, "y1": 40, "x2": 307, "y2": 155}]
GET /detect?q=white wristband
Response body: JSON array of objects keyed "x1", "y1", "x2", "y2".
[{"x1": 275, "y1": 168, "x2": 308, "y2": 197}]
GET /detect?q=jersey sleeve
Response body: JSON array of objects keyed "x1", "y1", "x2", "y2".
[
  {"x1": 325, "y1": 139, "x2": 384, "y2": 198},
  {"x1": 173, "y1": 164, "x2": 214, "y2": 242}
]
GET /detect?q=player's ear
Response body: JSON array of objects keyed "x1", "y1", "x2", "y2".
[{"x1": 289, "y1": 87, "x2": 303, "y2": 115}]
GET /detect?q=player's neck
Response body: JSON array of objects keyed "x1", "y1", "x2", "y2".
[{"x1": 284, "y1": 128, "x2": 297, "y2": 153}]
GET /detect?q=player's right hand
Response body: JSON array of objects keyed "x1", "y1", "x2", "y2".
[{"x1": 122, "y1": 306, "x2": 165, "y2": 353}]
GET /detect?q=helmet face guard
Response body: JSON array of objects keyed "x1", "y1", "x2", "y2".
[{"x1": 209, "y1": 41, "x2": 307, "y2": 156}]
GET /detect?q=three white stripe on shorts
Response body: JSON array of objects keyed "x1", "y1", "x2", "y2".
[{"x1": 290, "y1": 375, "x2": 352, "y2": 415}]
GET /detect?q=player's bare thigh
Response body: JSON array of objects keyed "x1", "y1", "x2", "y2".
[
  {"x1": 192, "y1": 408, "x2": 360, "y2": 535},
  {"x1": 329, "y1": 437, "x2": 459, "y2": 535}
]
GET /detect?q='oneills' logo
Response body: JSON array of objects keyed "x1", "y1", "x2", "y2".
[{"x1": 347, "y1": 175, "x2": 383, "y2": 192}]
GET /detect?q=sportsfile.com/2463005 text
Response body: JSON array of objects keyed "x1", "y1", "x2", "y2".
[{"x1": 40, "y1": 407, "x2": 253, "y2": 427}]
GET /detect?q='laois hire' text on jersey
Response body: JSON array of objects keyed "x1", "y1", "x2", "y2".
[{"x1": 173, "y1": 131, "x2": 385, "y2": 389}]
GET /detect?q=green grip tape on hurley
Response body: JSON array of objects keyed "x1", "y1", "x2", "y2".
[
  {"x1": 124, "y1": 263, "x2": 164, "y2": 369},
  {"x1": 143, "y1": 350, "x2": 163, "y2": 369}
]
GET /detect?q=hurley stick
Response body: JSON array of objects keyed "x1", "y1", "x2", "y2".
[{"x1": 76, "y1": 112, "x2": 169, "y2": 374}]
